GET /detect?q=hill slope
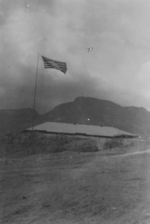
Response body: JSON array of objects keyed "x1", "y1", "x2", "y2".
[
  {"x1": 0, "y1": 109, "x2": 43, "y2": 135},
  {"x1": 44, "y1": 97, "x2": 150, "y2": 136},
  {"x1": 0, "y1": 97, "x2": 150, "y2": 136}
]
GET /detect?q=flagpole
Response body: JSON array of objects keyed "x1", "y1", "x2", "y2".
[{"x1": 32, "y1": 53, "x2": 40, "y2": 131}]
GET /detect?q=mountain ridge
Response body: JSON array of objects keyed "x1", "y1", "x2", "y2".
[
  {"x1": 44, "y1": 97, "x2": 150, "y2": 136},
  {"x1": 0, "y1": 97, "x2": 150, "y2": 136}
]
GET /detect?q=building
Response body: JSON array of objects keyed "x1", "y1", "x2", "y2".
[{"x1": 26, "y1": 122, "x2": 137, "y2": 138}]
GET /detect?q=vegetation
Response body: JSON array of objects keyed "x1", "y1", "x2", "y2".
[
  {"x1": 1, "y1": 132, "x2": 99, "y2": 156},
  {"x1": 104, "y1": 138, "x2": 124, "y2": 150}
]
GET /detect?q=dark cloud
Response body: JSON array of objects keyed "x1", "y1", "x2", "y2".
[{"x1": 1, "y1": 0, "x2": 150, "y2": 112}]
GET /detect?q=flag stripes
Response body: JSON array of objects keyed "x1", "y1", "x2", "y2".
[{"x1": 41, "y1": 56, "x2": 67, "y2": 74}]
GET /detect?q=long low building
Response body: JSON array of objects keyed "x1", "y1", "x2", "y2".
[{"x1": 26, "y1": 122, "x2": 137, "y2": 138}]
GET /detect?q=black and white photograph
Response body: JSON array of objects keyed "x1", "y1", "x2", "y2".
[{"x1": 1, "y1": 0, "x2": 150, "y2": 223}]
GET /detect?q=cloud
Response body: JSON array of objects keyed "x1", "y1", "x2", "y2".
[{"x1": 1, "y1": 0, "x2": 150, "y2": 112}]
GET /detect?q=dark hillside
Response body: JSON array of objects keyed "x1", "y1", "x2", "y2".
[
  {"x1": 0, "y1": 109, "x2": 42, "y2": 135},
  {"x1": 0, "y1": 97, "x2": 150, "y2": 136},
  {"x1": 44, "y1": 97, "x2": 150, "y2": 136}
]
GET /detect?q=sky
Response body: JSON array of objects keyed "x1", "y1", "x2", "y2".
[{"x1": 1, "y1": 0, "x2": 150, "y2": 113}]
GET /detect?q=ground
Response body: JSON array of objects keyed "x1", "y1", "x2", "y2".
[{"x1": 1, "y1": 134, "x2": 150, "y2": 224}]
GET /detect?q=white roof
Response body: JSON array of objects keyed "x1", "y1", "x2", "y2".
[{"x1": 27, "y1": 122, "x2": 136, "y2": 137}]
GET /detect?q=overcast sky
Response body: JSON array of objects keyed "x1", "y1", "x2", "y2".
[{"x1": 1, "y1": 0, "x2": 150, "y2": 113}]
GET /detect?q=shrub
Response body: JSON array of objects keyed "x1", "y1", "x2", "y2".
[
  {"x1": 74, "y1": 140, "x2": 99, "y2": 152},
  {"x1": 104, "y1": 138, "x2": 124, "y2": 150}
]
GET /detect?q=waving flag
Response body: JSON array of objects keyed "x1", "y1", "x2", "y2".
[{"x1": 41, "y1": 56, "x2": 67, "y2": 74}]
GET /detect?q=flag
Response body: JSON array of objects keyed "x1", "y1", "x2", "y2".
[{"x1": 41, "y1": 56, "x2": 67, "y2": 74}]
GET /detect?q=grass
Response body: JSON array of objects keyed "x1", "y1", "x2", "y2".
[
  {"x1": 0, "y1": 133, "x2": 139, "y2": 158},
  {"x1": 0, "y1": 132, "x2": 99, "y2": 157},
  {"x1": 104, "y1": 138, "x2": 124, "y2": 150}
]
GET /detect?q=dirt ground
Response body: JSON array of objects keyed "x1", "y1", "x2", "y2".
[{"x1": 1, "y1": 134, "x2": 150, "y2": 224}]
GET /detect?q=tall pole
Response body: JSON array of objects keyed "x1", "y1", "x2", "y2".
[{"x1": 32, "y1": 53, "x2": 40, "y2": 131}]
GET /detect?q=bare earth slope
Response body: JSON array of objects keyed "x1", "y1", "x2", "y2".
[{"x1": 1, "y1": 135, "x2": 150, "y2": 224}]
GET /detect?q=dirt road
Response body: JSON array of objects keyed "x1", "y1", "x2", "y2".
[
  {"x1": 1, "y1": 140, "x2": 150, "y2": 223},
  {"x1": 114, "y1": 149, "x2": 150, "y2": 157}
]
